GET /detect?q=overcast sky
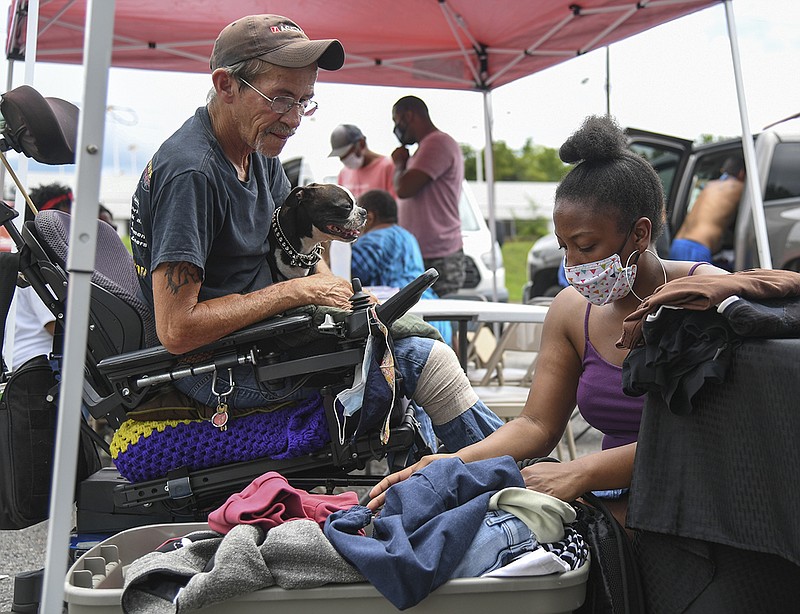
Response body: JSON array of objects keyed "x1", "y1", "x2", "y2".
[{"x1": 1, "y1": 0, "x2": 799, "y2": 182}]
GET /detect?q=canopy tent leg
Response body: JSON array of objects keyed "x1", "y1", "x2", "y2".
[
  {"x1": 39, "y1": 1, "x2": 116, "y2": 612},
  {"x1": 723, "y1": 0, "x2": 771, "y2": 269},
  {"x1": 482, "y1": 90, "x2": 499, "y2": 302}
]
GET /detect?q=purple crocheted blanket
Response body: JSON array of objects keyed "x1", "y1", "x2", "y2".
[{"x1": 114, "y1": 392, "x2": 330, "y2": 483}]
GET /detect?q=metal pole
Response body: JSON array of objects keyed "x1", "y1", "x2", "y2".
[
  {"x1": 11, "y1": 0, "x2": 39, "y2": 210},
  {"x1": 482, "y1": 90, "x2": 498, "y2": 302},
  {"x1": 0, "y1": 61, "x2": 15, "y2": 199},
  {"x1": 4, "y1": 0, "x2": 40, "y2": 401},
  {"x1": 605, "y1": 46, "x2": 611, "y2": 116},
  {"x1": 723, "y1": 0, "x2": 771, "y2": 268},
  {"x1": 40, "y1": 1, "x2": 116, "y2": 611}
]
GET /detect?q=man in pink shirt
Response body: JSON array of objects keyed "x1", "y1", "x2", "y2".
[
  {"x1": 391, "y1": 96, "x2": 465, "y2": 297},
  {"x1": 329, "y1": 124, "x2": 396, "y2": 198}
]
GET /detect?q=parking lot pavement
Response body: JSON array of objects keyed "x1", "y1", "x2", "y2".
[{"x1": 0, "y1": 521, "x2": 49, "y2": 612}]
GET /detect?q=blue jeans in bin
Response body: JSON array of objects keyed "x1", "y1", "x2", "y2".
[{"x1": 451, "y1": 510, "x2": 537, "y2": 578}]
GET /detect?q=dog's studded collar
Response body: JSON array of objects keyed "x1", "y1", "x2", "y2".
[{"x1": 271, "y1": 208, "x2": 323, "y2": 269}]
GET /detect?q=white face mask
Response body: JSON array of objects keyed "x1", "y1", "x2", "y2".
[
  {"x1": 341, "y1": 150, "x2": 364, "y2": 170},
  {"x1": 563, "y1": 251, "x2": 638, "y2": 306}
]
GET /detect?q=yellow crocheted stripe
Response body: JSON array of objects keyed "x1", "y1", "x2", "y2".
[{"x1": 110, "y1": 418, "x2": 195, "y2": 459}]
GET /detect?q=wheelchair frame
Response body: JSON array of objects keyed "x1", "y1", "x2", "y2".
[{"x1": 0, "y1": 84, "x2": 436, "y2": 533}]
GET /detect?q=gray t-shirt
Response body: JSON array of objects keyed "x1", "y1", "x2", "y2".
[{"x1": 130, "y1": 106, "x2": 291, "y2": 307}]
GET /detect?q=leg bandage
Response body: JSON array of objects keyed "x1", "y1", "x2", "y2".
[{"x1": 413, "y1": 341, "x2": 479, "y2": 425}]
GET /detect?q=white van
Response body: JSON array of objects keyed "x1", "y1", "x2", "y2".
[{"x1": 458, "y1": 179, "x2": 508, "y2": 301}]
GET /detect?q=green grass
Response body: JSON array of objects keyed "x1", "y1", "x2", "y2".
[{"x1": 502, "y1": 239, "x2": 537, "y2": 303}]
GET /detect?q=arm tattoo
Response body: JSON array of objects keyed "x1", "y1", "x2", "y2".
[{"x1": 164, "y1": 262, "x2": 202, "y2": 295}]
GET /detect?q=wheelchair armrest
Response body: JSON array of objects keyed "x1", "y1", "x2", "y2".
[
  {"x1": 97, "y1": 313, "x2": 314, "y2": 381},
  {"x1": 374, "y1": 268, "x2": 439, "y2": 327}
]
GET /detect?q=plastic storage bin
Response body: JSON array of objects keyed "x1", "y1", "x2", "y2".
[{"x1": 65, "y1": 522, "x2": 589, "y2": 613}]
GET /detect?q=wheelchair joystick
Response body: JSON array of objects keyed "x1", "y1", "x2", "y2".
[
  {"x1": 343, "y1": 278, "x2": 373, "y2": 340},
  {"x1": 349, "y1": 278, "x2": 371, "y2": 312}
]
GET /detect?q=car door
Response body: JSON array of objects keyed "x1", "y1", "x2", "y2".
[
  {"x1": 625, "y1": 128, "x2": 694, "y2": 235},
  {"x1": 626, "y1": 130, "x2": 745, "y2": 263},
  {"x1": 735, "y1": 131, "x2": 800, "y2": 271}
]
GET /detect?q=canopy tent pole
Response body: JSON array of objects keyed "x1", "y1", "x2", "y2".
[
  {"x1": 481, "y1": 89, "x2": 499, "y2": 302},
  {"x1": 0, "y1": 60, "x2": 14, "y2": 198},
  {"x1": 39, "y1": 1, "x2": 116, "y2": 611},
  {"x1": 3, "y1": 0, "x2": 39, "y2": 378},
  {"x1": 11, "y1": 0, "x2": 37, "y2": 211},
  {"x1": 723, "y1": 0, "x2": 771, "y2": 268}
]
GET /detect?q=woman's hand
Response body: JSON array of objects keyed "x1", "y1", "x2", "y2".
[
  {"x1": 520, "y1": 460, "x2": 588, "y2": 502},
  {"x1": 366, "y1": 453, "x2": 455, "y2": 511}
]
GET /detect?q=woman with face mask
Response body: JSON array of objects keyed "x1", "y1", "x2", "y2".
[{"x1": 368, "y1": 115, "x2": 727, "y2": 525}]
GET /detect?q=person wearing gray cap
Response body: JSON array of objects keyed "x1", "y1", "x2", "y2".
[
  {"x1": 329, "y1": 124, "x2": 396, "y2": 198},
  {"x1": 128, "y1": 15, "x2": 502, "y2": 453}
]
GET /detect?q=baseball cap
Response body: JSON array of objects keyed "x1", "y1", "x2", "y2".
[
  {"x1": 329, "y1": 124, "x2": 365, "y2": 157},
  {"x1": 210, "y1": 14, "x2": 344, "y2": 71}
]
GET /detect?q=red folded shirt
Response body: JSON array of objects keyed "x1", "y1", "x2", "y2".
[{"x1": 208, "y1": 471, "x2": 359, "y2": 534}]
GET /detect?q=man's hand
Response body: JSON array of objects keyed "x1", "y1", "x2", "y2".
[
  {"x1": 366, "y1": 453, "x2": 454, "y2": 511},
  {"x1": 391, "y1": 146, "x2": 410, "y2": 167},
  {"x1": 287, "y1": 274, "x2": 356, "y2": 310}
]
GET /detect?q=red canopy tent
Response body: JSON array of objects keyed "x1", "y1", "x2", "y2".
[
  {"x1": 4, "y1": 1, "x2": 768, "y2": 609},
  {"x1": 7, "y1": 0, "x2": 718, "y2": 90}
]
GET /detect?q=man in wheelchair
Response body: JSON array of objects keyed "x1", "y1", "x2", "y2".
[{"x1": 128, "y1": 14, "x2": 502, "y2": 456}]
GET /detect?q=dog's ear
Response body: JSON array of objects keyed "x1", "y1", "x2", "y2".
[{"x1": 286, "y1": 186, "x2": 304, "y2": 205}]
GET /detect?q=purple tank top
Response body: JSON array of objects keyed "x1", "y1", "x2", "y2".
[
  {"x1": 576, "y1": 303, "x2": 644, "y2": 450},
  {"x1": 576, "y1": 265, "x2": 704, "y2": 449}
]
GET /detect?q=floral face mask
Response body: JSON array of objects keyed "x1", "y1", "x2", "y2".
[{"x1": 563, "y1": 251, "x2": 638, "y2": 305}]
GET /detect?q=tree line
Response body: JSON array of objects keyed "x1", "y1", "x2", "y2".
[{"x1": 461, "y1": 138, "x2": 570, "y2": 182}]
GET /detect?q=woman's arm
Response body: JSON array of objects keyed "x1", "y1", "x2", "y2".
[
  {"x1": 520, "y1": 442, "x2": 637, "y2": 502},
  {"x1": 368, "y1": 288, "x2": 586, "y2": 509}
]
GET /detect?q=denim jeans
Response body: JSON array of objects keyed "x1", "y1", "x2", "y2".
[
  {"x1": 174, "y1": 335, "x2": 503, "y2": 453},
  {"x1": 451, "y1": 510, "x2": 537, "y2": 578},
  {"x1": 592, "y1": 488, "x2": 629, "y2": 499}
]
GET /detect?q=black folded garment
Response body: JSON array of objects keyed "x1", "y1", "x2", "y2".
[{"x1": 719, "y1": 295, "x2": 800, "y2": 338}]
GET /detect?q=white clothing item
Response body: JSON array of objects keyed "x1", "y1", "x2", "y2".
[
  {"x1": 328, "y1": 241, "x2": 352, "y2": 280},
  {"x1": 481, "y1": 547, "x2": 570, "y2": 577},
  {"x1": 5, "y1": 285, "x2": 55, "y2": 370},
  {"x1": 489, "y1": 487, "x2": 577, "y2": 543}
]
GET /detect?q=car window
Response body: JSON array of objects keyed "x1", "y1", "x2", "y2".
[
  {"x1": 459, "y1": 187, "x2": 481, "y2": 232},
  {"x1": 629, "y1": 143, "x2": 683, "y2": 211},
  {"x1": 685, "y1": 148, "x2": 743, "y2": 210},
  {"x1": 765, "y1": 142, "x2": 800, "y2": 201}
]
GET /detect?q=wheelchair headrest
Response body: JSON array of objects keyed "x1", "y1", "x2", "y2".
[
  {"x1": 35, "y1": 210, "x2": 158, "y2": 347},
  {"x1": 0, "y1": 85, "x2": 78, "y2": 165}
]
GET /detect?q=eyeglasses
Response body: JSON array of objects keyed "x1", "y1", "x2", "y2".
[{"x1": 239, "y1": 78, "x2": 318, "y2": 117}]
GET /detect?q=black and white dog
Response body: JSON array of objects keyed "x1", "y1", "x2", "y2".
[{"x1": 268, "y1": 183, "x2": 366, "y2": 280}]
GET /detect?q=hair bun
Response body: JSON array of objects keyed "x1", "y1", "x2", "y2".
[{"x1": 559, "y1": 115, "x2": 628, "y2": 164}]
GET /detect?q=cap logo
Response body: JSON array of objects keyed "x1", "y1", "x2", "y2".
[{"x1": 270, "y1": 24, "x2": 304, "y2": 35}]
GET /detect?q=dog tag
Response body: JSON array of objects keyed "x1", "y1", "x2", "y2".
[{"x1": 212, "y1": 402, "x2": 229, "y2": 431}]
